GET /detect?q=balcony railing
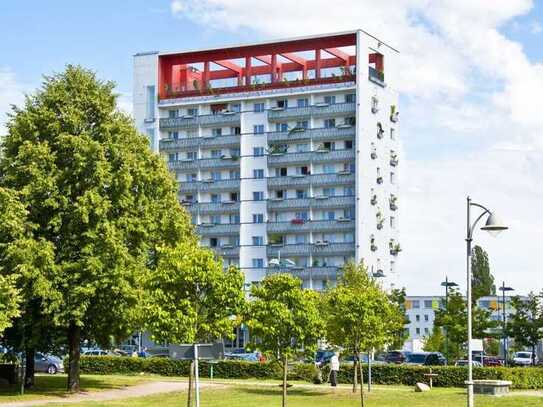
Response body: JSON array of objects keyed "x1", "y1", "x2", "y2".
[
  {"x1": 266, "y1": 219, "x2": 354, "y2": 234},
  {"x1": 211, "y1": 245, "x2": 239, "y2": 258},
  {"x1": 267, "y1": 244, "x2": 312, "y2": 257},
  {"x1": 179, "y1": 178, "x2": 240, "y2": 193},
  {"x1": 267, "y1": 172, "x2": 355, "y2": 189},
  {"x1": 311, "y1": 172, "x2": 355, "y2": 187},
  {"x1": 159, "y1": 112, "x2": 241, "y2": 130},
  {"x1": 312, "y1": 149, "x2": 355, "y2": 163},
  {"x1": 267, "y1": 197, "x2": 312, "y2": 211},
  {"x1": 203, "y1": 135, "x2": 241, "y2": 148},
  {"x1": 267, "y1": 105, "x2": 312, "y2": 121},
  {"x1": 311, "y1": 195, "x2": 355, "y2": 209},
  {"x1": 267, "y1": 152, "x2": 312, "y2": 166},
  {"x1": 311, "y1": 102, "x2": 356, "y2": 117},
  {"x1": 369, "y1": 66, "x2": 385, "y2": 87},
  {"x1": 267, "y1": 242, "x2": 355, "y2": 257},
  {"x1": 312, "y1": 242, "x2": 356, "y2": 255},
  {"x1": 160, "y1": 135, "x2": 241, "y2": 152},
  {"x1": 267, "y1": 149, "x2": 354, "y2": 166},
  {"x1": 267, "y1": 128, "x2": 311, "y2": 143},
  {"x1": 311, "y1": 126, "x2": 355, "y2": 141},
  {"x1": 196, "y1": 223, "x2": 240, "y2": 236},
  {"x1": 160, "y1": 137, "x2": 200, "y2": 150},
  {"x1": 266, "y1": 266, "x2": 340, "y2": 281},
  {"x1": 188, "y1": 201, "x2": 240, "y2": 215},
  {"x1": 199, "y1": 157, "x2": 240, "y2": 170},
  {"x1": 167, "y1": 159, "x2": 198, "y2": 170}
]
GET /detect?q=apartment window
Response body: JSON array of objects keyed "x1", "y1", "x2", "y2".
[
  {"x1": 212, "y1": 128, "x2": 222, "y2": 137},
  {"x1": 276, "y1": 123, "x2": 289, "y2": 132},
  {"x1": 296, "y1": 166, "x2": 309, "y2": 175},
  {"x1": 253, "y1": 147, "x2": 264, "y2": 157},
  {"x1": 424, "y1": 328, "x2": 429, "y2": 335},
  {"x1": 253, "y1": 103, "x2": 265, "y2": 112},
  {"x1": 252, "y1": 236, "x2": 264, "y2": 246},
  {"x1": 345, "y1": 116, "x2": 356, "y2": 126},
  {"x1": 187, "y1": 107, "x2": 198, "y2": 116},
  {"x1": 145, "y1": 86, "x2": 155, "y2": 120},
  {"x1": 390, "y1": 128, "x2": 395, "y2": 140},
  {"x1": 345, "y1": 93, "x2": 356, "y2": 103},
  {"x1": 323, "y1": 187, "x2": 336, "y2": 197},
  {"x1": 229, "y1": 192, "x2": 238, "y2": 201},
  {"x1": 211, "y1": 149, "x2": 222, "y2": 158},
  {"x1": 253, "y1": 169, "x2": 264, "y2": 179},
  {"x1": 168, "y1": 153, "x2": 177, "y2": 163},
  {"x1": 416, "y1": 328, "x2": 421, "y2": 335},
  {"x1": 424, "y1": 314, "x2": 429, "y2": 322},
  {"x1": 252, "y1": 258, "x2": 264, "y2": 268},
  {"x1": 344, "y1": 232, "x2": 354, "y2": 243},
  {"x1": 324, "y1": 95, "x2": 336, "y2": 105},
  {"x1": 187, "y1": 151, "x2": 197, "y2": 160},
  {"x1": 168, "y1": 109, "x2": 178, "y2": 118},
  {"x1": 254, "y1": 125, "x2": 265, "y2": 134},
  {"x1": 253, "y1": 191, "x2": 264, "y2": 201},
  {"x1": 323, "y1": 164, "x2": 335, "y2": 174},
  {"x1": 186, "y1": 129, "x2": 197, "y2": 138},
  {"x1": 295, "y1": 211, "x2": 309, "y2": 221},
  {"x1": 278, "y1": 167, "x2": 287, "y2": 177},
  {"x1": 324, "y1": 118, "x2": 336, "y2": 128},
  {"x1": 390, "y1": 216, "x2": 396, "y2": 229},
  {"x1": 276, "y1": 99, "x2": 288, "y2": 108},
  {"x1": 209, "y1": 238, "x2": 218, "y2": 248},
  {"x1": 230, "y1": 103, "x2": 241, "y2": 112},
  {"x1": 295, "y1": 234, "x2": 307, "y2": 244},
  {"x1": 276, "y1": 190, "x2": 285, "y2": 199},
  {"x1": 296, "y1": 143, "x2": 309, "y2": 153},
  {"x1": 297, "y1": 98, "x2": 309, "y2": 107},
  {"x1": 296, "y1": 120, "x2": 309, "y2": 129},
  {"x1": 344, "y1": 186, "x2": 354, "y2": 196},
  {"x1": 253, "y1": 214, "x2": 264, "y2": 223},
  {"x1": 168, "y1": 131, "x2": 179, "y2": 140},
  {"x1": 229, "y1": 170, "x2": 240, "y2": 180},
  {"x1": 390, "y1": 172, "x2": 396, "y2": 184},
  {"x1": 325, "y1": 211, "x2": 335, "y2": 220},
  {"x1": 296, "y1": 189, "x2": 307, "y2": 199},
  {"x1": 231, "y1": 126, "x2": 241, "y2": 135},
  {"x1": 185, "y1": 195, "x2": 194, "y2": 203},
  {"x1": 229, "y1": 214, "x2": 240, "y2": 224},
  {"x1": 211, "y1": 171, "x2": 221, "y2": 181},
  {"x1": 323, "y1": 141, "x2": 335, "y2": 151},
  {"x1": 415, "y1": 315, "x2": 420, "y2": 322},
  {"x1": 412, "y1": 300, "x2": 420, "y2": 309},
  {"x1": 210, "y1": 215, "x2": 221, "y2": 224},
  {"x1": 211, "y1": 194, "x2": 221, "y2": 203},
  {"x1": 187, "y1": 173, "x2": 197, "y2": 182},
  {"x1": 424, "y1": 300, "x2": 433, "y2": 309},
  {"x1": 345, "y1": 140, "x2": 353, "y2": 149}
]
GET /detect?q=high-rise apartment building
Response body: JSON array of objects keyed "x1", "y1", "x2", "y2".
[{"x1": 133, "y1": 30, "x2": 400, "y2": 291}]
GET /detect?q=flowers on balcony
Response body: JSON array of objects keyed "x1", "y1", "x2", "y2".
[
  {"x1": 291, "y1": 218, "x2": 305, "y2": 225},
  {"x1": 389, "y1": 194, "x2": 398, "y2": 211},
  {"x1": 376, "y1": 176, "x2": 383, "y2": 184},
  {"x1": 377, "y1": 123, "x2": 384, "y2": 139},
  {"x1": 370, "y1": 194, "x2": 377, "y2": 206},
  {"x1": 268, "y1": 144, "x2": 288, "y2": 155},
  {"x1": 390, "y1": 152, "x2": 398, "y2": 166},
  {"x1": 390, "y1": 105, "x2": 399, "y2": 123},
  {"x1": 389, "y1": 239, "x2": 402, "y2": 256},
  {"x1": 376, "y1": 210, "x2": 384, "y2": 230},
  {"x1": 370, "y1": 235, "x2": 378, "y2": 252},
  {"x1": 371, "y1": 96, "x2": 379, "y2": 114}
]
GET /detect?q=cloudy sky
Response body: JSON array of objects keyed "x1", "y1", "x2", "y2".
[{"x1": 1, "y1": 0, "x2": 542, "y2": 295}]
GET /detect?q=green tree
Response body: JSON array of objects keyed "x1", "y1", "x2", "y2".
[
  {"x1": 324, "y1": 261, "x2": 403, "y2": 407},
  {"x1": 0, "y1": 275, "x2": 20, "y2": 335},
  {"x1": 471, "y1": 245, "x2": 495, "y2": 302},
  {"x1": 433, "y1": 289, "x2": 495, "y2": 361},
  {"x1": 1, "y1": 65, "x2": 194, "y2": 391},
  {"x1": 388, "y1": 287, "x2": 410, "y2": 349},
  {"x1": 423, "y1": 326, "x2": 445, "y2": 354},
  {"x1": 143, "y1": 241, "x2": 245, "y2": 407},
  {"x1": 245, "y1": 274, "x2": 324, "y2": 407},
  {"x1": 507, "y1": 293, "x2": 543, "y2": 366}
]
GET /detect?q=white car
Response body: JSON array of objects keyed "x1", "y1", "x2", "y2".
[{"x1": 513, "y1": 352, "x2": 537, "y2": 366}]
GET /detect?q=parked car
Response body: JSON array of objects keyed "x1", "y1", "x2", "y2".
[
  {"x1": 455, "y1": 359, "x2": 483, "y2": 367},
  {"x1": 82, "y1": 349, "x2": 109, "y2": 356},
  {"x1": 405, "y1": 352, "x2": 446, "y2": 366},
  {"x1": 385, "y1": 350, "x2": 409, "y2": 364},
  {"x1": 482, "y1": 356, "x2": 503, "y2": 367},
  {"x1": 513, "y1": 351, "x2": 538, "y2": 366},
  {"x1": 34, "y1": 353, "x2": 64, "y2": 374},
  {"x1": 315, "y1": 350, "x2": 335, "y2": 367}
]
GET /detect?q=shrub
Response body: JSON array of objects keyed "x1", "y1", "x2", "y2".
[{"x1": 78, "y1": 357, "x2": 543, "y2": 389}]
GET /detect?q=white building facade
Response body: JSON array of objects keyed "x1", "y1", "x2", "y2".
[{"x1": 133, "y1": 30, "x2": 400, "y2": 291}]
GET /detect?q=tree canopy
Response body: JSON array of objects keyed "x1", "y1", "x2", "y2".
[
  {"x1": 507, "y1": 293, "x2": 543, "y2": 365},
  {"x1": 471, "y1": 245, "x2": 495, "y2": 301}
]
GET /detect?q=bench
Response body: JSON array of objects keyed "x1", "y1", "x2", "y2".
[{"x1": 470, "y1": 380, "x2": 512, "y2": 396}]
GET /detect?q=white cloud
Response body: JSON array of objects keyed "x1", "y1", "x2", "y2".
[
  {"x1": 170, "y1": 0, "x2": 543, "y2": 295},
  {"x1": 530, "y1": 21, "x2": 543, "y2": 34},
  {"x1": 116, "y1": 92, "x2": 133, "y2": 116},
  {"x1": 0, "y1": 68, "x2": 29, "y2": 136}
]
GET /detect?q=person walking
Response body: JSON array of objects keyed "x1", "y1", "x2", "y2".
[{"x1": 330, "y1": 351, "x2": 340, "y2": 387}]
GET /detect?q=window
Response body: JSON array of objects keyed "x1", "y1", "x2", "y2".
[
  {"x1": 415, "y1": 328, "x2": 421, "y2": 335},
  {"x1": 276, "y1": 190, "x2": 285, "y2": 199},
  {"x1": 186, "y1": 129, "x2": 197, "y2": 138},
  {"x1": 296, "y1": 189, "x2": 307, "y2": 198},
  {"x1": 168, "y1": 131, "x2": 179, "y2": 140},
  {"x1": 253, "y1": 169, "x2": 264, "y2": 179},
  {"x1": 295, "y1": 211, "x2": 309, "y2": 221},
  {"x1": 344, "y1": 186, "x2": 354, "y2": 196},
  {"x1": 230, "y1": 103, "x2": 241, "y2": 112},
  {"x1": 412, "y1": 300, "x2": 420, "y2": 309},
  {"x1": 252, "y1": 258, "x2": 264, "y2": 268},
  {"x1": 210, "y1": 215, "x2": 221, "y2": 224},
  {"x1": 344, "y1": 232, "x2": 354, "y2": 242},
  {"x1": 187, "y1": 173, "x2": 197, "y2": 182},
  {"x1": 296, "y1": 120, "x2": 309, "y2": 129},
  {"x1": 296, "y1": 143, "x2": 309, "y2": 152},
  {"x1": 254, "y1": 103, "x2": 265, "y2": 112},
  {"x1": 168, "y1": 153, "x2": 177, "y2": 163},
  {"x1": 325, "y1": 211, "x2": 335, "y2": 220},
  {"x1": 253, "y1": 213, "x2": 264, "y2": 223},
  {"x1": 390, "y1": 172, "x2": 396, "y2": 184},
  {"x1": 295, "y1": 234, "x2": 307, "y2": 244},
  {"x1": 415, "y1": 315, "x2": 420, "y2": 322},
  {"x1": 211, "y1": 194, "x2": 221, "y2": 203},
  {"x1": 211, "y1": 171, "x2": 221, "y2": 181},
  {"x1": 323, "y1": 141, "x2": 335, "y2": 151},
  {"x1": 390, "y1": 216, "x2": 396, "y2": 229},
  {"x1": 253, "y1": 191, "x2": 264, "y2": 201},
  {"x1": 297, "y1": 98, "x2": 309, "y2": 107},
  {"x1": 323, "y1": 164, "x2": 335, "y2": 174},
  {"x1": 424, "y1": 300, "x2": 433, "y2": 309},
  {"x1": 187, "y1": 107, "x2": 198, "y2": 116},
  {"x1": 276, "y1": 99, "x2": 288, "y2": 108},
  {"x1": 209, "y1": 238, "x2": 218, "y2": 248},
  {"x1": 345, "y1": 116, "x2": 356, "y2": 126},
  {"x1": 424, "y1": 328, "x2": 429, "y2": 335},
  {"x1": 252, "y1": 236, "x2": 264, "y2": 246},
  {"x1": 168, "y1": 110, "x2": 178, "y2": 118},
  {"x1": 343, "y1": 208, "x2": 354, "y2": 219},
  {"x1": 345, "y1": 93, "x2": 356, "y2": 103},
  {"x1": 229, "y1": 192, "x2": 238, "y2": 201},
  {"x1": 253, "y1": 147, "x2": 264, "y2": 157},
  {"x1": 212, "y1": 128, "x2": 222, "y2": 137},
  {"x1": 231, "y1": 126, "x2": 241, "y2": 135},
  {"x1": 229, "y1": 170, "x2": 240, "y2": 180},
  {"x1": 390, "y1": 128, "x2": 395, "y2": 140},
  {"x1": 187, "y1": 151, "x2": 197, "y2": 160},
  {"x1": 229, "y1": 214, "x2": 240, "y2": 224},
  {"x1": 276, "y1": 123, "x2": 289, "y2": 132},
  {"x1": 211, "y1": 149, "x2": 222, "y2": 158},
  {"x1": 185, "y1": 195, "x2": 194, "y2": 203},
  {"x1": 324, "y1": 118, "x2": 336, "y2": 128},
  {"x1": 324, "y1": 95, "x2": 336, "y2": 105},
  {"x1": 345, "y1": 140, "x2": 353, "y2": 149},
  {"x1": 278, "y1": 167, "x2": 287, "y2": 177},
  {"x1": 145, "y1": 86, "x2": 155, "y2": 120},
  {"x1": 296, "y1": 166, "x2": 309, "y2": 175},
  {"x1": 424, "y1": 314, "x2": 429, "y2": 322},
  {"x1": 254, "y1": 125, "x2": 265, "y2": 134},
  {"x1": 323, "y1": 187, "x2": 336, "y2": 197}
]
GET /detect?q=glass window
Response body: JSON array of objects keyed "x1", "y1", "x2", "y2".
[
  {"x1": 415, "y1": 328, "x2": 421, "y2": 335},
  {"x1": 210, "y1": 214, "x2": 221, "y2": 224},
  {"x1": 254, "y1": 125, "x2": 265, "y2": 134},
  {"x1": 415, "y1": 315, "x2": 420, "y2": 322},
  {"x1": 324, "y1": 118, "x2": 336, "y2": 128},
  {"x1": 326, "y1": 211, "x2": 335, "y2": 220},
  {"x1": 296, "y1": 143, "x2": 309, "y2": 152},
  {"x1": 229, "y1": 170, "x2": 240, "y2": 179},
  {"x1": 297, "y1": 98, "x2": 309, "y2": 107},
  {"x1": 253, "y1": 214, "x2": 264, "y2": 223},
  {"x1": 323, "y1": 164, "x2": 335, "y2": 174},
  {"x1": 211, "y1": 194, "x2": 221, "y2": 203},
  {"x1": 212, "y1": 128, "x2": 222, "y2": 137},
  {"x1": 187, "y1": 151, "x2": 197, "y2": 160},
  {"x1": 345, "y1": 140, "x2": 353, "y2": 149},
  {"x1": 276, "y1": 123, "x2": 288, "y2": 132},
  {"x1": 253, "y1": 103, "x2": 265, "y2": 112},
  {"x1": 230, "y1": 103, "x2": 241, "y2": 112},
  {"x1": 345, "y1": 93, "x2": 356, "y2": 103},
  {"x1": 296, "y1": 190, "x2": 307, "y2": 199},
  {"x1": 145, "y1": 86, "x2": 155, "y2": 120},
  {"x1": 295, "y1": 211, "x2": 309, "y2": 221},
  {"x1": 252, "y1": 258, "x2": 264, "y2": 268},
  {"x1": 412, "y1": 300, "x2": 420, "y2": 309},
  {"x1": 187, "y1": 173, "x2": 197, "y2": 182},
  {"x1": 296, "y1": 120, "x2": 309, "y2": 129},
  {"x1": 252, "y1": 236, "x2": 264, "y2": 246},
  {"x1": 324, "y1": 95, "x2": 336, "y2": 105},
  {"x1": 210, "y1": 150, "x2": 221, "y2": 158},
  {"x1": 424, "y1": 314, "x2": 429, "y2": 322},
  {"x1": 211, "y1": 171, "x2": 221, "y2": 181},
  {"x1": 424, "y1": 300, "x2": 433, "y2": 309},
  {"x1": 276, "y1": 99, "x2": 288, "y2": 108},
  {"x1": 323, "y1": 187, "x2": 336, "y2": 197},
  {"x1": 253, "y1": 169, "x2": 264, "y2": 179},
  {"x1": 253, "y1": 191, "x2": 264, "y2": 201},
  {"x1": 168, "y1": 110, "x2": 178, "y2": 118},
  {"x1": 168, "y1": 153, "x2": 176, "y2": 163},
  {"x1": 187, "y1": 107, "x2": 198, "y2": 116},
  {"x1": 253, "y1": 147, "x2": 264, "y2": 157},
  {"x1": 231, "y1": 126, "x2": 241, "y2": 135},
  {"x1": 295, "y1": 234, "x2": 307, "y2": 244}
]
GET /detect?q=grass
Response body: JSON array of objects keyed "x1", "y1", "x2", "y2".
[{"x1": 5, "y1": 378, "x2": 540, "y2": 407}]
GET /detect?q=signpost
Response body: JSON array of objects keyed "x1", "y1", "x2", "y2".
[{"x1": 169, "y1": 343, "x2": 224, "y2": 407}]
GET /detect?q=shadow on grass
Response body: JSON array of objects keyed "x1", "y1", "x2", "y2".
[
  {"x1": 235, "y1": 385, "x2": 332, "y2": 398},
  {"x1": 0, "y1": 374, "x2": 133, "y2": 399}
]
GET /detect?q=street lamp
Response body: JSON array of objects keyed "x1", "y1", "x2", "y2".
[
  {"x1": 498, "y1": 282, "x2": 514, "y2": 367},
  {"x1": 465, "y1": 197, "x2": 508, "y2": 407},
  {"x1": 441, "y1": 277, "x2": 458, "y2": 365}
]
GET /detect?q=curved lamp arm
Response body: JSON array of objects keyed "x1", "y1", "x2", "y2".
[{"x1": 467, "y1": 201, "x2": 491, "y2": 240}]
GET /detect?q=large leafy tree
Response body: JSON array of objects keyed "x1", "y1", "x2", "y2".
[
  {"x1": 388, "y1": 287, "x2": 410, "y2": 349},
  {"x1": 143, "y1": 241, "x2": 245, "y2": 407},
  {"x1": 245, "y1": 274, "x2": 323, "y2": 407},
  {"x1": 507, "y1": 293, "x2": 543, "y2": 365},
  {"x1": 471, "y1": 245, "x2": 495, "y2": 302},
  {"x1": 433, "y1": 288, "x2": 495, "y2": 361},
  {"x1": 423, "y1": 326, "x2": 445, "y2": 354},
  {"x1": 324, "y1": 261, "x2": 404, "y2": 407},
  {"x1": 1, "y1": 65, "x2": 194, "y2": 391},
  {"x1": 0, "y1": 275, "x2": 19, "y2": 335}
]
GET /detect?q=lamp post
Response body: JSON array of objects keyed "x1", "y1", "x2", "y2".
[
  {"x1": 465, "y1": 197, "x2": 508, "y2": 407},
  {"x1": 441, "y1": 277, "x2": 458, "y2": 365},
  {"x1": 498, "y1": 282, "x2": 514, "y2": 366}
]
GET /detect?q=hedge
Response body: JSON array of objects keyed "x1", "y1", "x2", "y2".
[{"x1": 79, "y1": 357, "x2": 543, "y2": 389}]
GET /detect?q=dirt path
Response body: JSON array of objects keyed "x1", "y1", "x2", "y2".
[{"x1": 2, "y1": 381, "x2": 218, "y2": 407}]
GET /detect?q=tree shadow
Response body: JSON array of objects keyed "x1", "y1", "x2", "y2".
[{"x1": 235, "y1": 385, "x2": 332, "y2": 398}]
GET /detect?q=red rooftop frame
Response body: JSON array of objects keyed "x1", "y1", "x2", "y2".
[{"x1": 158, "y1": 33, "x2": 362, "y2": 100}]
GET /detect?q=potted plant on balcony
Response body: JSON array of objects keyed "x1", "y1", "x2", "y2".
[
  {"x1": 371, "y1": 96, "x2": 379, "y2": 113},
  {"x1": 291, "y1": 218, "x2": 305, "y2": 225},
  {"x1": 390, "y1": 152, "x2": 398, "y2": 166},
  {"x1": 376, "y1": 210, "x2": 384, "y2": 230},
  {"x1": 390, "y1": 105, "x2": 399, "y2": 123},
  {"x1": 371, "y1": 147, "x2": 377, "y2": 160},
  {"x1": 268, "y1": 144, "x2": 287, "y2": 155},
  {"x1": 376, "y1": 175, "x2": 383, "y2": 184},
  {"x1": 389, "y1": 240, "x2": 402, "y2": 255},
  {"x1": 377, "y1": 123, "x2": 384, "y2": 139},
  {"x1": 389, "y1": 195, "x2": 398, "y2": 211},
  {"x1": 370, "y1": 235, "x2": 378, "y2": 252},
  {"x1": 370, "y1": 194, "x2": 377, "y2": 206},
  {"x1": 269, "y1": 234, "x2": 284, "y2": 246}
]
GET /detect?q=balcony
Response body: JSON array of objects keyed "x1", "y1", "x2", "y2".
[
  {"x1": 312, "y1": 149, "x2": 355, "y2": 163},
  {"x1": 159, "y1": 112, "x2": 240, "y2": 130},
  {"x1": 267, "y1": 219, "x2": 354, "y2": 234},
  {"x1": 266, "y1": 266, "x2": 340, "y2": 281},
  {"x1": 160, "y1": 137, "x2": 200, "y2": 151},
  {"x1": 196, "y1": 223, "x2": 240, "y2": 236},
  {"x1": 267, "y1": 175, "x2": 310, "y2": 189},
  {"x1": 368, "y1": 66, "x2": 385, "y2": 87},
  {"x1": 311, "y1": 195, "x2": 355, "y2": 209},
  {"x1": 203, "y1": 134, "x2": 241, "y2": 148},
  {"x1": 167, "y1": 159, "x2": 198, "y2": 170},
  {"x1": 267, "y1": 220, "x2": 312, "y2": 233},
  {"x1": 312, "y1": 242, "x2": 356, "y2": 255},
  {"x1": 268, "y1": 152, "x2": 312, "y2": 166},
  {"x1": 211, "y1": 245, "x2": 240, "y2": 258},
  {"x1": 189, "y1": 201, "x2": 240, "y2": 215},
  {"x1": 311, "y1": 102, "x2": 356, "y2": 118},
  {"x1": 267, "y1": 244, "x2": 312, "y2": 257},
  {"x1": 268, "y1": 106, "x2": 312, "y2": 121},
  {"x1": 311, "y1": 126, "x2": 355, "y2": 142},
  {"x1": 267, "y1": 172, "x2": 355, "y2": 189},
  {"x1": 311, "y1": 172, "x2": 355, "y2": 187},
  {"x1": 267, "y1": 197, "x2": 311, "y2": 211},
  {"x1": 199, "y1": 157, "x2": 240, "y2": 170},
  {"x1": 179, "y1": 179, "x2": 241, "y2": 194},
  {"x1": 178, "y1": 181, "x2": 200, "y2": 193},
  {"x1": 267, "y1": 128, "x2": 311, "y2": 143}
]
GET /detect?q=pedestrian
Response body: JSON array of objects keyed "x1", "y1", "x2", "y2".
[{"x1": 330, "y1": 351, "x2": 340, "y2": 387}]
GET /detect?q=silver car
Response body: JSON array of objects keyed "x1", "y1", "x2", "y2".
[{"x1": 35, "y1": 353, "x2": 64, "y2": 374}]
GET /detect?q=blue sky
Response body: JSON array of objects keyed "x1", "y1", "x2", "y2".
[{"x1": 1, "y1": 1, "x2": 542, "y2": 295}]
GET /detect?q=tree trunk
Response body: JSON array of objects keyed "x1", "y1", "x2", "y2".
[
  {"x1": 67, "y1": 322, "x2": 81, "y2": 392},
  {"x1": 282, "y1": 354, "x2": 288, "y2": 407},
  {"x1": 352, "y1": 356, "x2": 358, "y2": 393},
  {"x1": 358, "y1": 356, "x2": 365, "y2": 407},
  {"x1": 187, "y1": 361, "x2": 193, "y2": 407},
  {"x1": 532, "y1": 345, "x2": 536, "y2": 367},
  {"x1": 24, "y1": 348, "x2": 35, "y2": 389}
]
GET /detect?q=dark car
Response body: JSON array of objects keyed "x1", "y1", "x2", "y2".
[
  {"x1": 483, "y1": 356, "x2": 503, "y2": 367},
  {"x1": 385, "y1": 350, "x2": 409, "y2": 364},
  {"x1": 34, "y1": 353, "x2": 64, "y2": 374},
  {"x1": 405, "y1": 352, "x2": 446, "y2": 366}
]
